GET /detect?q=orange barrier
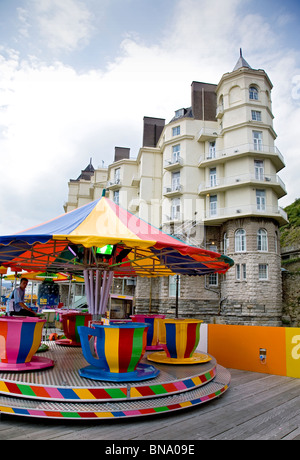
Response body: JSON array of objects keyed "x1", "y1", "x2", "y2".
[{"x1": 207, "y1": 324, "x2": 300, "y2": 378}]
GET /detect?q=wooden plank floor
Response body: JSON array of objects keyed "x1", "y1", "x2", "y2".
[{"x1": 0, "y1": 369, "x2": 299, "y2": 440}]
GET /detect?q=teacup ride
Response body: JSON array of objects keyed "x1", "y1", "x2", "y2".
[
  {"x1": 147, "y1": 318, "x2": 211, "y2": 365},
  {"x1": 0, "y1": 316, "x2": 54, "y2": 371},
  {"x1": 78, "y1": 321, "x2": 160, "y2": 382},
  {"x1": 56, "y1": 312, "x2": 93, "y2": 346},
  {"x1": 131, "y1": 314, "x2": 165, "y2": 351}
]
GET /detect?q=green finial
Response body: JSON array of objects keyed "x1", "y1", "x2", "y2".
[{"x1": 102, "y1": 189, "x2": 106, "y2": 197}]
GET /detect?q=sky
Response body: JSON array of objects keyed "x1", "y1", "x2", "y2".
[{"x1": 0, "y1": 0, "x2": 300, "y2": 236}]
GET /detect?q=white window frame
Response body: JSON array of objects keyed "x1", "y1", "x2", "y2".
[
  {"x1": 114, "y1": 168, "x2": 120, "y2": 184},
  {"x1": 208, "y1": 273, "x2": 218, "y2": 286},
  {"x1": 257, "y1": 228, "x2": 268, "y2": 251},
  {"x1": 172, "y1": 126, "x2": 180, "y2": 136},
  {"x1": 235, "y1": 229, "x2": 246, "y2": 252},
  {"x1": 259, "y1": 264, "x2": 268, "y2": 280},
  {"x1": 256, "y1": 189, "x2": 266, "y2": 211},
  {"x1": 251, "y1": 110, "x2": 262, "y2": 121},
  {"x1": 223, "y1": 232, "x2": 228, "y2": 255},
  {"x1": 171, "y1": 171, "x2": 180, "y2": 191},
  {"x1": 249, "y1": 86, "x2": 259, "y2": 100},
  {"x1": 208, "y1": 141, "x2": 216, "y2": 159},
  {"x1": 171, "y1": 197, "x2": 181, "y2": 220},
  {"x1": 254, "y1": 160, "x2": 264, "y2": 180},
  {"x1": 113, "y1": 190, "x2": 119, "y2": 205},
  {"x1": 209, "y1": 167, "x2": 217, "y2": 187},
  {"x1": 172, "y1": 144, "x2": 180, "y2": 162},
  {"x1": 209, "y1": 195, "x2": 217, "y2": 216},
  {"x1": 253, "y1": 131, "x2": 263, "y2": 151},
  {"x1": 236, "y1": 263, "x2": 247, "y2": 280},
  {"x1": 169, "y1": 275, "x2": 180, "y2": 297}
]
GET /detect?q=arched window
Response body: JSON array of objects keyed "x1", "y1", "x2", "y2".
[
  {"x1": 223, "y1": 232, "x2": 228, "y2": 255},
  {"x1": 249, "y1": 86, "x2": 258, "y2": 100},
  {"x1": 235, "y1": 229, "x2": 246, "y2": 252},
  {"x1": 257, "y1": 228, "x2": 268, "y2": 251}
]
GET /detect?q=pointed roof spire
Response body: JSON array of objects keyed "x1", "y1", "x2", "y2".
[{"x1": 232, "y1": 48, "x2": 251, "y2": 71}]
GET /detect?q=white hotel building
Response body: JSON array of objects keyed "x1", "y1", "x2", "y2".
[{"x1": 64, "y1": 52, "x2": 288, "y2": 326}]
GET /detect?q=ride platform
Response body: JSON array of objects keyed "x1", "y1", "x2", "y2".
[{"x1": 0, "y1": 342, "x2": 230, "y2": 420}]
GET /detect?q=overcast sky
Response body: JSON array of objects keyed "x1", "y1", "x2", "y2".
[{"x1": 0, "y1": 0, "x2": 299, "y2": 236}]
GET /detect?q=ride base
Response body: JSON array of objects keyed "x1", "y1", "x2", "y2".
[{"x1": 0, "y1": 342, "x2": 230, "y2": 420}]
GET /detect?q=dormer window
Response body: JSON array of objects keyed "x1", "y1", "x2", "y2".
[
  {"x1": 249, "y1": 86, "x2": 258, "y2": 100},
  {"x1": 175, "y1": 108, "x2": 185, "y2": 118}
]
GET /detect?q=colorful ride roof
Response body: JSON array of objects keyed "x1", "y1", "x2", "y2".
[{"x1": 0, "y1": 197, "x2": 234, "y2": 277}]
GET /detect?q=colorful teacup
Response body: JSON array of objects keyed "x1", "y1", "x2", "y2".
[
  {"x1": 78, "y1": 322, "x2": 160, "y2": 381},
  {"x1": 131, "y1": 314, "x2": 165, "y2": 350},
  {"x1": 0, "y1": 316, "x2": 54, "y2": 371},
  {"x1": 56, "y1": 312, "x2": 93, "y2": 346},
  {"x1": 147, "y1": 319, "x2": 210, "y2": 365}
]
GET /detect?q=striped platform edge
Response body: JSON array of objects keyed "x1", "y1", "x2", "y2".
[
  {"x1": 0, "y1": 365, "x2": 230, "y2": 420},
  {"x1": 0, "y1": 343, "x2": 218, "y2": 402}
]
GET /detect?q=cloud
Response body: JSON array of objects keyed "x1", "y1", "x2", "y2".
[{"x1": 23, "y1": 0, "x2": 95, "y2": 53}]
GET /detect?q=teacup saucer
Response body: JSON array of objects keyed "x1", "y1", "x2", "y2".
[
  {"x1": 78, "y1": 363, "x2": 160, "y2": 382},
  {"x1": 0, "y1": 356, "x2": 54, "y2": 371},
  {"x1": 147, "y1": 351, "x2": 212, "y2": 365}
]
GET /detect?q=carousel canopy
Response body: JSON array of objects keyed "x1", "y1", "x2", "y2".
[{"x1": 0, "y1": 196, "x2": 233, "y2": 277}]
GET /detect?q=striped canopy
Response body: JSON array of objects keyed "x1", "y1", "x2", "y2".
[{"x1": 0, "y1": 196, "x2": 233, "y2": 277}]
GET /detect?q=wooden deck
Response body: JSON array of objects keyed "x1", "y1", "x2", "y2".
[{"x1": 0, "y1": 368, "x2": 299, "y2": 440}]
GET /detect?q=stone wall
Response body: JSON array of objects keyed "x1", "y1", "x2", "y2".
[{"x1": 282, "y1": 259, "x2": 300, "y2": 327}]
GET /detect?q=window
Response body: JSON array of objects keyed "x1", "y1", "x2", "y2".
[
  {"x1": 172, "y1": 126, "x2": 180, "y2": 136},
  {"x1": 208, "y1": 141, "x2": 216, "y2": 159},
  {"x1": 172, "y1": 144, "x2": 180, "y2": 162},
  {"x1": 209, "y1": 167, "x2": 217, "y2": 187},
  {"x1": 223, "y1": 233, "x2": 229, "y2": 255},
  {"x1": 259, "y1": 264, "x2": 268, "y2": 280},
  {"x1": 249, "y1": 86, "x2": 258, "y2": 100},
  {"x1": 208, "y1": 273, "x2": 218, "y2": 286},
  {"x1": 235, "y1": 229, "x2": 246, "y2": 252},
  {"x1": 169, "y1": 275, "x2": 180, "y2": 297},
  {"x1": 251, "y1": 110, "x2": 261, "y2": 121},
  {"x1": 253, "y1": 131, "x2": 262, "y2": 151},
  {"x1": 236, "y1": 263, "x2": 246, "y2": 280},
  {"x1": 114, "y1": 168, "x2": 120, "y2": 184},
  {"x1": 254, "y1": 160, "x2": 264, "y2": 180},
  {"x1": 171, "y1": 198, "x2": 181, "y2": 220},
  {"x1": 113, "y1": 190, "x2": 119, "y2": 205},
  {"x1": 171, "y1": 171, "x2": 180, "y2": 191},
  {"x1": 209, "y1": 195, "x2": 217, "y2": 216},
  {"x1": 257, "y1": 229, "x2": 268, "y2": 251},
  {"x1": 256, "y1": 189, "x2": 266, "y2": 211},
  {"x1": 175, "y1": 109, "x2": 184, "y2": 118}
]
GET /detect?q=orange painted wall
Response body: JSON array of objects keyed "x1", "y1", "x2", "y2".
[{"x1": 207, "y1": 324, "x2": 287, "y2": 376}]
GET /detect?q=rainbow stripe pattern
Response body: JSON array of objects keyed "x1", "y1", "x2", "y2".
[
  {"x1": 0, "y1": 317, "x2": 45, "y2": 366},
  {"x1": 164, "y1": 319, "x2": 202, "y2": 360},
  {"x1": 79, "y1": 323, "x2": 148, "y2": 374},
  {"x1": 0, "y1": 367, "x2": 216, "y2": 401},
  {"x1": 0, "y1": 383, "x2": 229, "y2": 419},
  {"x1": 131, "y1": 314, "x2": 165, "y2": 349},
  {"x1": 60, "y1": 312, "x2": 92, "y2": 345}
]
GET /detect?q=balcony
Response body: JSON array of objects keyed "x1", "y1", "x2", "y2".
[
  {"x1": 197, "y1": 127, "x2": 219, "y2": 142},
  {"x1": 202, "y1": 204, "x2": 288, "y2": 226},
  {"x1": 198, "y1": 173, "x2": 287, "y2": 198},
  {"x1": 164, "y1": 156, "x2": 184, "y2": 171},
  {"x1": 198, "y1": 143, "x2": 285, "y2": 170},
  {"x1": 163, "y1": 184, "x2": 183, "y2": 197},
  {"x1": 216, "y1": 104, "x2": 224, "y2": 119},
  {"x1": 107, "y1": 179, "x2": 121, "y2": 190},
  {"x1": 162, "y1": 212, "x2": 183, "y2": 224}
]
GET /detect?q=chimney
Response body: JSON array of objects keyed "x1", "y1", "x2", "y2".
[
  {"x1": 114, "y1": 147, "x2": 130, "y2": 162},
  {"x1": 191, "y1": 82, "x2": 217, "y2": 121},
  {"x1": 143, "y1": 116, "x2": 165, "y2": 147}
]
